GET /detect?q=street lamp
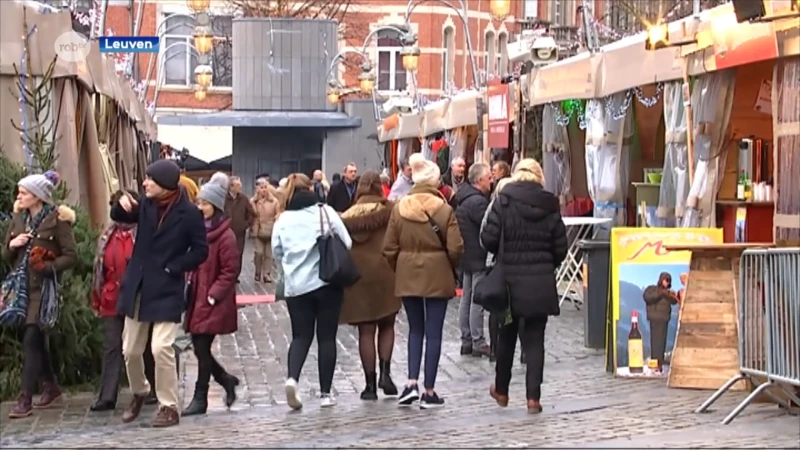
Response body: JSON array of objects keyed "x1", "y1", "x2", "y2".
[
  {"x1": 194, "y1": 85, "x2": 207, "y2": 101},
  {"x1": 359, "y1": 70, "x2": 376, "y2": 93},
  {"x1": 194, "y1": 64, "x2": 213, "y2": 88},
  {"x1": 400, "y1": 45, "x2": 420, "y2": 72},
  {"x1": 404, "y1": 0, "x2": 479, "y2": 87},
  {"x1": 327, "y1": 90, "x2": 340, "y2": 104},
  {"x1": 489, "y1": 0, "x2": 511, "y2": 21},
  {"x1": 186, "y1": 0, "x2": 210, "y2": 13},
  {"x1": 193, "y1": 25, "x2": 214, "y2": 54}
]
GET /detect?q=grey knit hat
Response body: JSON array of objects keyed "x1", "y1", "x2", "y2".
[
  {"x1": 198, "y1": 172, "x2": 229, "y2": 211},
  {"x1": 18, "y1": 170, "x2": 60, "y2": 204}
]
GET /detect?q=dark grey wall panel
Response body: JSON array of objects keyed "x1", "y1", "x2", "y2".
[
  {"x1": 233, "y1": 18, "x2": 338, "y2": 112},
  {"x1": 232, "y1": 127, "x2": 324, "y2": 195}
]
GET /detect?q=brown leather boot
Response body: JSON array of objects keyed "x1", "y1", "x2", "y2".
[
  {"x1": 122, "y1": 394, "x2": 148, "y2": 423},
  {"x1": 527, "y1": 399, "x2": 543, "y2": 414},
  {"x1": 33, "y1": 382, "x2": 62, "y2": 409},
  {"x1": 489, "y1": 385, "x2": 509, "y2": 407},
  {"x1": 8, "y1": 393, "x2": 33, "y2": 419},
  {"x1": 152, "y1": 405, "x2": 180, "y2": 427}
]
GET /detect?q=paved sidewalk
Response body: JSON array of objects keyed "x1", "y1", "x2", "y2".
[{"x1": 1, "y1": 243, "x2": 797, "y2": 447}]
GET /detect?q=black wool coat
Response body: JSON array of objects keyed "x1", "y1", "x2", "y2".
[
  {"x1": 454, "y1": 183, "x2": 490, "y2": 273},
  {"x1": 480, "y1": 181, "x2": 568, "y2": 318},
  {"x1": 111, "y1": 190, "x2": 209, "y2": 323}
]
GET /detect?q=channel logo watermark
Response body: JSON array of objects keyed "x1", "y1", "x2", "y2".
[
  {"x1": 99, "y1": 36, "x2": 160, "y2": 53},
  {"x1": 54, "y1": 31, "x2": 91, "y2": 62}
]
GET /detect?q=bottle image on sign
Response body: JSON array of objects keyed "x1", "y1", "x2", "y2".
[{"x1": 628, "y1": 310, "x2": 644, "y2": 374}]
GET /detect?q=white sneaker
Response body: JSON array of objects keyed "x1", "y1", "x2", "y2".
[
  {"x1": 285, "y1": 378, "x2": 302, "y2": 410},
  {"x1": 320, "y1": 393, "x2": 337, "y2": 408}
]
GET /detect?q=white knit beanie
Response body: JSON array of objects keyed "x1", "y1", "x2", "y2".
[
  {"x1": 409, "y1": 153, "x2": 440, "y2": 187},
  {"x1": 18, "y1": 171, "x2": 60, "y2": 204}
]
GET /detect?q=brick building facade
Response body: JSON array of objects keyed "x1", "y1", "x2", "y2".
[{"x1": 105, "y1": 0, "x2": 528, "y2": 114}]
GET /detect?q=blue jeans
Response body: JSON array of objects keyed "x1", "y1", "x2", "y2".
[{"x1": 403, "y1": 297, "x2": 449, "y2": 390}]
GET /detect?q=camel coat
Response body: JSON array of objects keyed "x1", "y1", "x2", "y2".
[{"x1": 339, "y1": 196, "x2": 401, "y2": 325}]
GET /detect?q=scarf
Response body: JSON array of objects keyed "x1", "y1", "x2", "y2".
[
  {"x1": 0, "y1": 204, "x2": 54, "y2": 324},
  {"x1": 155, "y1": 189, "x2": 180, "y2": 227},
  {"x1": 344, "y1": 181, "x2": 356, "y2": 200},
  {"x1": 92, "y1": 222, "x2": 137, "y2": 299}
]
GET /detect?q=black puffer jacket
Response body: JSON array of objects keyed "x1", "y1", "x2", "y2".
[
  {"x1": 480, "y1": 181, "x2": 568, "y2": 318},
  {"x1": 455, "y1": 184, "x2": 490, "y2": 273},
  {"x1": 643, "y1": 272, "x2": 677, "y2": 322}
]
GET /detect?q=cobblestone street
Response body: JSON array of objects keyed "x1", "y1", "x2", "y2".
[{"x1": 1, "y1": 244, "x2": 798, "y2": 448}]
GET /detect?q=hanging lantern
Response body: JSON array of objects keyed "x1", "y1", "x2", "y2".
[
  {"x1": 194, "y1": 86, "x2": 207, "y2": 101},
  {"x1": 400, "y1": 45, "x2": 420, "y2": 72},
  {"x1": 193, "y1": 26, "x2": 214, "y2": 55},
  {"x1": 489, "y1": 0, "x2": 511, "y2": 21},
  {"x1": 194, "y1": 64, "x2": 213, "y2": 88},
  {"x1": 327, "y1": 90, "x2": 340, "y2": 104},
  {"x1": 187, "y1": 0, "x2": 211, "y2": 13},
  {"x1": 358, "y1": 71, "x2": 376, "y2": 93}
]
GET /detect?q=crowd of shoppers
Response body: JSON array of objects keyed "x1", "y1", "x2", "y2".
[{"x1": 2, "y1": 152, "x2": 568, "y2": 424}]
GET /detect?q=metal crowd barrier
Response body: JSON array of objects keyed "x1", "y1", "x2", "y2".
[{"x1": 695, "y1": 247, "x2": 800, "y2": 424}]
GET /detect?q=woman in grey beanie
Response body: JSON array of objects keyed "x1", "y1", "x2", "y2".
[
  {"x1": 182, "y1": 172, "x2": 240, "y2": 416},
  {"x1": 3, "y1": 170, "x2": 78, "y2": 419}
]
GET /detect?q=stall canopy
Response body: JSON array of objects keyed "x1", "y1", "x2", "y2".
[
  {"x1": 377, "y1": 89, "x2": 481, "y2": 143},
  {"x1": 530, "y1": 52, "x2": 602, "y2": 105}
]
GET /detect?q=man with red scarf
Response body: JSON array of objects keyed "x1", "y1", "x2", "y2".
[{"x1": 110, "y1": 159, "x2": 208, "y2": 427}]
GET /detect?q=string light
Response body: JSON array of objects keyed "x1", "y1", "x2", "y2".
[
  {"x1": 604, "y1": 89, "x2": 633, "y2": 121},
  {"x1": 633, "y1": 83, "x2": 663, "y2": 108}
]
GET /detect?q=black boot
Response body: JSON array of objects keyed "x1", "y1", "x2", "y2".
[
  {"x1": 219, "y1": 374, "x2": 240, "y2": 408},
  {"x1": 378, "y1": 360, "x2": 398, "y2": 397},
  {"x1": 520, "y1": 352, "x2": 527, "y2": 365},
  {"x1": 360, "y1": 372, "x2": 378, "y2": 401},
  {"x1": 182, "y1": 385, "x2": 208, "y2": 416}
]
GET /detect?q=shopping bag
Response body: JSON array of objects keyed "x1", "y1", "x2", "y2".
[{"x1": 317, "y1": 205, "x2": 360, "y2": 287}]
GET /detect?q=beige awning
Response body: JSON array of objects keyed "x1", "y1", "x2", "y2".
[
  {"x1": 443, "y1": 90, "x2": 480, "y2": 130},
  {"x1": 377, "y1": 112, "x2": 423, "y2": 142},
  {"x1": 530, "y1": 52, "x2": 602, "y2": 105}
]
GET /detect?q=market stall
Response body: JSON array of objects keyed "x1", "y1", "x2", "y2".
[{"x1": 0, "y1": 2, "x2": 153, "y2": 226}]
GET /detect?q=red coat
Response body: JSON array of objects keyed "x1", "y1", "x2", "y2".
[
  {"x1": 382, "y1": 184, "x2": 391, "y2": 198},
  {"x1": 185, "y1": 218, "x2": 240, "y2": 335},
  {"x1": 92, "y1": 228, "x2": 135, "y2": 317}
]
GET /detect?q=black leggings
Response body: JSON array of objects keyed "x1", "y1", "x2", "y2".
[
  {"x1": 495, "y1": 316, "x2": 548, "y2": 401},
  {"x1": 22, "y1": 325, "x2": 55, "y2": 395},
  {"x1": 191, "y1": 334, "x2": 229, "y2": 390},
  {"x1": 286, "y1": 285, "x2": 343, "y2": 394}
]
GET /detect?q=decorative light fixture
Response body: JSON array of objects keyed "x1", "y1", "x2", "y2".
[
  {"x1": 194, "y1": 64, "x2": 213, "y2": 88},
  {"x1": 400, "y1": 45, "x2": 420, "y2": 72},
  {"x1": 193, "y1": 25, "x2": 214, "y2": 55},
  {"x1": 187, "y1": 0, "x2": 211, "y2": 13},
  {"x1": 194, "y1": 85, "x2": 207, "y2": 101},
  {"x1": 645, "y1": 22, "x2": 669, "y2": 50},
  {"x1": 359, "y1": 71, "x2": 376, "y2": 93},
  {"x1": 327, "y1": 90, "x2": 340, "y2": 104},
  {"x1": 489, "y1": 0, "x2": 511, "y2": 21}
]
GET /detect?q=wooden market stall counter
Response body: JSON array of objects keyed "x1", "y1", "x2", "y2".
[
  {"x1": 716, "y1": 199, "x2": 775, "y2": 243},
  {"x1": 663, "y1": 243, "x2": 773, "y2": 391}
]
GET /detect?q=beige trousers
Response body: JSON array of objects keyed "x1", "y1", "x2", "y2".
[
  {"x1": 253, "y1": 237, "x2": 273, "y2": 279},
  {"x1": 122, "y1": 314, "x2": 179, "y2": 408}
]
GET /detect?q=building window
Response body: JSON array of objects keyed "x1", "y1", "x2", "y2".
[
  {"x1": 497, "y1": 32, "x2": 508, "y2": 76},
  {"x1": 485, "y1": 31, "x2": 496, "y2": 77},
  {"x1": 376, "y1": 29, "x2": 407, "y2": 92},
  {"x1": 442, "y1": 26, "x2": 455, "y2": 90},
  {"x1": 162, "y1": 13, "x2": 232, "y2": 87}
]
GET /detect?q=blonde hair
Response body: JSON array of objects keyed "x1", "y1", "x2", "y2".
[
  {"x1": 282, "y1": 173, "x2": 312, "y2": 210},
  {"x1": 493, "y1": 177, "x2": 513, "y2": 196},
  {"x1": 510, "y1": 158, "x2": 545, "y2": 185}
]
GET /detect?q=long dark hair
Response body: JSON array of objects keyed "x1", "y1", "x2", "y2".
[{"x1": 355, "y1": 170, "x2": 383, "y2": 201}]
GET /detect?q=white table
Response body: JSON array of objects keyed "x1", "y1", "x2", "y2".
[{"x1": 557, "y1": 217, "x2": 612, "y2": 309}]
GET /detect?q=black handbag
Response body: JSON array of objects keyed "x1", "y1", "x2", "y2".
[
  {"x1": 473, "y1": 206, "x2": 509, "y2": 314},
  {"x1": 317, "y1": 205, "x2": 360, "y2": 287},
  {"x1": 424, "y1": 212, "x2": 458, "y2": 282}
]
